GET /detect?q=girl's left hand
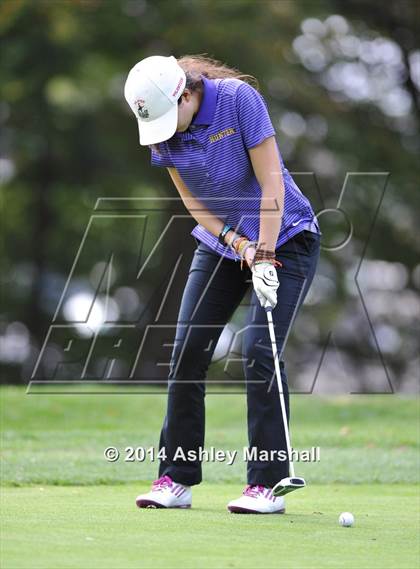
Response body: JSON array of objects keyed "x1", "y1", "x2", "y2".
[{"x1": 251, "y1": 262, "x2": 280, "y2": 308}]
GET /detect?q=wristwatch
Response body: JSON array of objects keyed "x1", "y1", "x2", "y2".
[{"x1": 218, "y1": 223, "x2": 232, "y2": 246}]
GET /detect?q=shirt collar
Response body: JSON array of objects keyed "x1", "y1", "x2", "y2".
[
  {"x1": 190, "y1": 75, "x2": 218, "y2": 126},
  {"x1": 174, "y1": 75, "x2": 218, "y2": 141}
]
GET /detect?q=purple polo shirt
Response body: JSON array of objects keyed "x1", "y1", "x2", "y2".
[{"x1": 150, "y1": 75, "x2": 320, "y2": 261}]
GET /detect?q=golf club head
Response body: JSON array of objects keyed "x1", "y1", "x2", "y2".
[{"x1": 272, "y1": 477, "x2": 306, "y2": 497}]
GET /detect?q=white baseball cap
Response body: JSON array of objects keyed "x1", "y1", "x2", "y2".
[{"x1": 124, "y1": 55, "x2": 186, "y2": 146}]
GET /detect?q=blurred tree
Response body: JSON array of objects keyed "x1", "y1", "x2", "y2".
[{"x1": 0, "y1": 0, "x2": 418, "y2": 389}]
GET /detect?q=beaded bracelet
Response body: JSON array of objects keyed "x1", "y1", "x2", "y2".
[
  {"x1": 239, "y1": 240, "x2": 258, "y2": 270},
  {"x1": 231, "y1": 236, "x2": 253, "y2": 270},
  {"x1": 235, "y1": 240, "x2": 258, "y2": 271},
  {"x1": 252, "y1": 258, "x2": 283, "y2": 268},
  {"x1": 251, "y1": 247, "x2": 283, "y2": 270},
  {"x1": 232, "y1": 236, "x2": 249, "y2": 255}
]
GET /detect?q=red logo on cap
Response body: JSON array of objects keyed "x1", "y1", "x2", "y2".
[{"x1": 172, "y1": 77, "x2": 183, "y2": 98}]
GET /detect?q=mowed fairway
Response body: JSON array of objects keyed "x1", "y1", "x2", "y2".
[{"x1": 1, "y1": 386, "x2": 419, "y2": 568}]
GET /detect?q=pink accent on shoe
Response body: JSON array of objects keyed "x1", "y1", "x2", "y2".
[
  {"x1": 152, "y1": 475, "x2": 173, "y2": 491},
  {"x1": 243, "y1": 485, "x2": 266, "y2": 498}
]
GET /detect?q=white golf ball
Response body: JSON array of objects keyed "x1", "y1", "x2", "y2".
[{"x1": 339, "y1": 512, "x2": 354, "y2": 527}]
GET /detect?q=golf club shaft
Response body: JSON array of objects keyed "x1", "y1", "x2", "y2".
[{"x1": 265, "y1": 307, "x2": 295, "y2": 478}]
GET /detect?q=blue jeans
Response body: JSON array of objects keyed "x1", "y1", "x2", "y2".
[{"x1": 158, "y1": 230, "x2": 321, "y2": 487}]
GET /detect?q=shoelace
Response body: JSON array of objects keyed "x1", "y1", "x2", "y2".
[
  {"x1": 152, "y1": 475, "x2": 173, "y2": 492},
  {"x1": 243, "y1": 484, "x2": 266, "y2": 498}
]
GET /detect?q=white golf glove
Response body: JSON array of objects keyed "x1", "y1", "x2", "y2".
[{"x1": 251, "y1": 262, "x2": 280, "y2": 309}]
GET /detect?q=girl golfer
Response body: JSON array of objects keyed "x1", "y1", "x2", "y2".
[{"x1": 124, "y1": 54, "x2": 320, "y2": 514}]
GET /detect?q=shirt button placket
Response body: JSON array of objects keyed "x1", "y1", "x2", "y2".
[{"x1": 192, "y1": 128, "x2": 210, "y2": 180}]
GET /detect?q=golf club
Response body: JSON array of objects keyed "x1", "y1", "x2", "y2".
[{"x1": 264, "y1": 302, "x2": 306, "y2": 497}]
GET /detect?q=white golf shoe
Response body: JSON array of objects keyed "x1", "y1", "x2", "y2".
[
  {"x1": 227, "y1": 484, "x2": 286, "y2": 514},
  {"x1": 136, "y1": 475, "x2": 192, "y2": 509}
]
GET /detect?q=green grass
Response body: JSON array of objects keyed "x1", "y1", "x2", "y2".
[
  {"x1": 1, "y1": 386, "x2": 419, "y2": 568},
  {"x1": 1, "y1": 387, "x2": 418, "y2": 486},
  {"x1": 1, "y1": 484, "x2": 419, "y2": 569}
]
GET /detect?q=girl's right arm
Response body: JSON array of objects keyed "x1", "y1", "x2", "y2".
[
  {"x1": 166, "y1": 167, "x2": 228, "y2": 240},
  {"x1": 166, "y1": 167, "x2": 256, "y2": 266}
]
